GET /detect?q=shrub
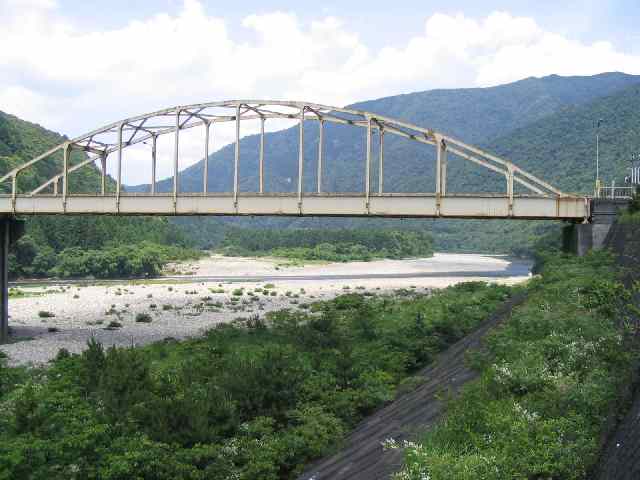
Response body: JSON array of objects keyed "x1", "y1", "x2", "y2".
[
  {"x1": 0, "y1": 274, "x2": 516, "y2": 479},
  {"x1": 396, "y1": 253, "x2": 634, "y2": 480},
  {"x1": 135, "y1": 313, "x2": 153, "y2": 323},
  {"x1": 38, "y1": 310, "x2": 55, "y2": 318}
]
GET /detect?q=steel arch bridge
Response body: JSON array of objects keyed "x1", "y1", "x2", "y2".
[{"x1": 0, "y1": 100, "x2": 589, "y2": 220}]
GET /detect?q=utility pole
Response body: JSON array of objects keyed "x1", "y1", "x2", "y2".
[{"x1": 595, "y1": 118, "x2": 604, "y2": 197}]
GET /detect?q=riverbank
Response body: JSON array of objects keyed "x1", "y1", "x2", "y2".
[{"x1": 0, "y1": 253, "x2": 531, "y2": 366}]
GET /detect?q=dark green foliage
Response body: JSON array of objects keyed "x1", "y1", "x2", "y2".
[
  {"x1": 10, "y1": 241, "x2": 200, "y2": 279},
  {"x1": 620, "y1": 187, "x2": 640, "y2": 223},
  {"x1": 220, "y1": 228, "x2": 434, "y2": 261},
  {"x1": 0, "y1": 110, "x2": 197, "y2": 279},
  {"x1": 0, "y1": 282, "x2": 510, "y2": 478},
  {"x1": 135, "y1": 313, "x2": 153, "y2": 323},
  {"x1": 51, "y1": 242, "x2": 200, "y2": 279},
  {"x1": 398, "y1": 252, "x2": 636, "y2": 479}
]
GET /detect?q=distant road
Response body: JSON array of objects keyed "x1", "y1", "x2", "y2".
[{"x1": 9, "y1": 261, "x2": 531, "y2": 288}]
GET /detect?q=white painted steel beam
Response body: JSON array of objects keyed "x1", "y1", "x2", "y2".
[
  {"x1": 0, "y1": 194, "x2": 589, "y2": 220},
  {"x1": 0, "y1": 99, "x2": 589, "y2": 223}
]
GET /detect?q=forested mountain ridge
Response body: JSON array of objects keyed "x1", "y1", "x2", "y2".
[
  {"x1": 0, "y1": 110, "x2": 194, "y2": 278},
  {"x1": 0, "y1": 111, "x2": 103, "y2": 194},
  {"x1": 130, "y1": 73, "x2": 640, "y2": 253},
  {"x1": 132, "y1": 72, "x2": 639, "y2": 196},
  {"x1": 486, "y1": 83, "x2": 640, "y2": 194}
]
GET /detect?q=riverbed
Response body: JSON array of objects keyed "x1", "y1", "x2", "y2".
[{"x1": 0, "y1": 253, "x2": 532, "y2": 366}]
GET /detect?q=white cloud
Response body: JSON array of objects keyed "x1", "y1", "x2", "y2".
[{"x1": 1, "y1": 1, "x2": 639, "y2": 183}]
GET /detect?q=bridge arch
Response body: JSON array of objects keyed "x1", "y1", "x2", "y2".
[{"x1": 0, "y1": 100, "x2": 588, "y2": 220}]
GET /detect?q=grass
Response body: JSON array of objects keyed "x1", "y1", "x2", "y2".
[
  {"x1": 8, "y1": 287, "x2": 58, "y2": 299},
  {"x1": 395, "y1": 252, "x2": 637, "y2": 480}
]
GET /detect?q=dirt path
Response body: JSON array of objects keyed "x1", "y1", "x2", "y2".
[{"x1": 299, "y1": 293, "x2": 527, "y2": 480}]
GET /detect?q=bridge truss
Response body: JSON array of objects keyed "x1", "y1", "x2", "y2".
[{"x1": 0, "y1": 100, "x2": 588, "y2": 220}]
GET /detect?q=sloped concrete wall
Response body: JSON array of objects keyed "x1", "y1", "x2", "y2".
[{"x1": 590, "y1": 222, "x2": 640, "y2": 480}]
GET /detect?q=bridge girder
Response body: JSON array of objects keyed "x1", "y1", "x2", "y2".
[{"x1": 0, "y1": 100, "x2": 588, "y2": 220}]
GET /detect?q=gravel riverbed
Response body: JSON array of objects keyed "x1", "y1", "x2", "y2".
[{"x1": 1, "y1": 253, "x2": 531, "y2": 366}]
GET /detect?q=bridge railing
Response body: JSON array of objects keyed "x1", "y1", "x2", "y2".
[{"x1": 596, "y1": 182, "x2": 636, "y2": 200}]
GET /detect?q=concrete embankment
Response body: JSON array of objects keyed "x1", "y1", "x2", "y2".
[
  {"x1": 589, "y1": 221, "x2": 640, "y2": 480},
  {"x1": 299, "y1": 294, "x2": 527, "y2": 480}
]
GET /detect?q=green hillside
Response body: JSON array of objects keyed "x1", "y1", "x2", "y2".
[
  {"x1": 0, "y1": 111, "x2": 195, "y2": 278},
  {"x1": 434, "y1": 83, "x2": 640, "y2": 254},
  {"x1": 135, "y1": 72, "x2": 638, "y2": 196},
  {"x1": 0, "y1": 111, "x2": 103, "y2": 194}
]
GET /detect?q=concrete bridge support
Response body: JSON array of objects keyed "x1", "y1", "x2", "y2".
[
  {"x1": 0, "y1": 219, "x2": 8, "y2": 342},
  {"x1": 0, "y1": 217, "x2": 24, "y2": 343},
  {"x1": 563, "y1": 199, "x2": 630, "y2": 256}
]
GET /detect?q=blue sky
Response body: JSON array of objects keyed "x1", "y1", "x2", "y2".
[
  {"x1": 60, "y1": 0, "x2": 640, "y2": 53},
  {"x1": 1, "y1": 0, "x2": 639, "y2": 182}
]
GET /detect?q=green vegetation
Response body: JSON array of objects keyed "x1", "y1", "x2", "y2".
[
  {"x1": 219, "y1": 228, "x2": 434, "y2": 262},
  {"x1": 620, "y1": 188, "x2": 640, "y2": 223},
  {"x1": 395, "y1": 252, "x2": 636, "y2": 479},
  {"x1": 0, "y1": 282, "x2": 511, "y2": 479},
  {"x1": 135, "y1": 313, "x2": 153, "y2": 323},
  {"x1": 0, "y1": 110, "x2": 198, "y2": 279},
  {"x1": 11, "y1": 240, "x2": 201, "y2": 279}
]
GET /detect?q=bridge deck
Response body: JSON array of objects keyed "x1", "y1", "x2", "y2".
[{"x1": 0, "y1": 193, "x2": 588, "y2": 220}]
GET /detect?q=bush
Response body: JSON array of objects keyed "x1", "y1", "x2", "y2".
[
  {"x1": 219, "y1": 228, "x2": 434, "y2": 262},
  {"x1": 38, "y1": 310, "x2": 55, "y2": 318},
  {"x1": 49, "y1": 242, "x2": 203, "y2": 279},
  {"x1": 0, "y1": 279, "x2": 514, "y2": 479},
  {"x1": 135, "y1": 313, "x2": 153, "y2": 323}
]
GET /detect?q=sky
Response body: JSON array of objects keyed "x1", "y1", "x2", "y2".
[{"x1": 1, "y1": 0, "x2": 640, "y2": 183}]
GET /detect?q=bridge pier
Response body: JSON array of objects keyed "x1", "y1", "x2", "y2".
[
  {"x1": 563, "y1": 199, "x2": 630, "y2": 256},
  {"x1": 0, "y1": 217, "x2": 24, "y2": 343},
  {"x1": 0, "y1": 218, "x2": 9, "y2": 342}
]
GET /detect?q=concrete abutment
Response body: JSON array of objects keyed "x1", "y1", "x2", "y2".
[{"x1": 563, "y1": 199, "x2": 631, "y2": 256}]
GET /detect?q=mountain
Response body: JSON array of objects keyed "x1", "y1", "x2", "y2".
[
  {"x1": 487, "y1": 83, "x2": 640, "y2": 193},
  {"x1": 0, "y1": 111, "x2": 103, "y2": 194},
  {"x1": 0, "y1": 110, "x2": 191, "y2": 277},
  {"x1": 128, "y1": 73, "x2": 640, "y2": 253},
  {"x1": 131, "y1": 72, "x2": 639, "y2": 196}
]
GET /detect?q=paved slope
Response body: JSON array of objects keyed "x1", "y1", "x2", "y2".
[
  {"x1": 299, "y1": 293, "x2": 526, "y2": 480},
  {"x1": 590, "y1": 222, "x2": 640, "y2": 480}
]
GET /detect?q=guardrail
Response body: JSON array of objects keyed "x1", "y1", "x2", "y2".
[{"x1": 596, "y1": 182, "x2": 636, "y2": 200}]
